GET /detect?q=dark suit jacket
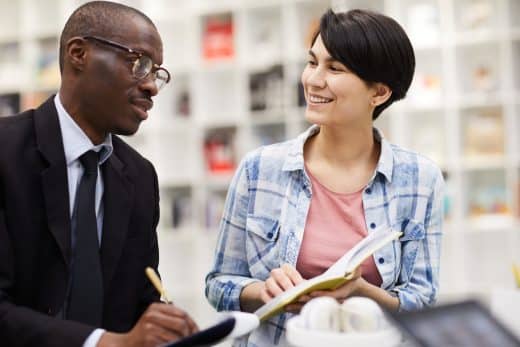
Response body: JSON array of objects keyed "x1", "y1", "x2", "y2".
[{"x1": 0, "y1": 97, "x2": 161, "y2": 346}]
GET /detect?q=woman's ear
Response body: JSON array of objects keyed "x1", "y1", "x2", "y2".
[{"x1": 370, "y1": 83, "x2": 392, "y2": 107}]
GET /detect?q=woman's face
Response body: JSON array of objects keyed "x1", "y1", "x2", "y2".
[{"x1": 301, "y1": 34, "x2": 375, "y2": 127}]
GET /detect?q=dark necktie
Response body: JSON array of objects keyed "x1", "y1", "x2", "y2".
[{"x1": 67, "y1": 150, "x2": 103, "y2": 326}]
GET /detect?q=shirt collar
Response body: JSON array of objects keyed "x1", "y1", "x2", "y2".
[
  {"x1": 54, "y1": 94, "x2": 113, "y2": 166},
  {"x1": 282, "y1": 124, "x2": 394, "y2": 183}
]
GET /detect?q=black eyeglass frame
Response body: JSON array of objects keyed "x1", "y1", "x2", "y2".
[{"x1": 83, "y1": 35, "x2": 171, "y2": 89}]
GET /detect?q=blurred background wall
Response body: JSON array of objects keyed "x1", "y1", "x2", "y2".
[{"x1": 1, "y1": 0, "x2": 520, "y2": 338}]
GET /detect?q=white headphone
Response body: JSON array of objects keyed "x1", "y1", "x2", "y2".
[{"x1": 300, "y1": 296, "x2": 388, "y2": 333}]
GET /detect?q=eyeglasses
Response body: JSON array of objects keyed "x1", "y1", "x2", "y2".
[{"x1": 83, "y1": 35, "x2": 171, "y2": 91}]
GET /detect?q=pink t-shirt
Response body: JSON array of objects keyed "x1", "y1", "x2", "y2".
[{"x1": 296, "y1": 168, "x2": 383, "y2": 287}]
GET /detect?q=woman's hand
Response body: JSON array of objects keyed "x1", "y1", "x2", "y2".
[
  {"x1": 258, "y1": 264, "x2": 315, "y2": 315},
  {"x1": 260, "y1": 264, "x2": 305, "y2": 303},
  {"x1": 307, "y1": 267, "x2": 366, "y2": 303},
  {"x1": 240, "y1": 264, "x2": 306, "y2": 313}
]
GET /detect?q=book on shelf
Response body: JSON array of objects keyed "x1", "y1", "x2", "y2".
[
  {"x1": 254, "y1": 227, "x2": 402, "y2": 322},
  {"x1": 0, "y1": 93, "x2": 20, "y2": 117},
  {"x1": 175, "y1": 89, "x2": 190, "y2": 117},
  {"x1": 203, "y1": 131, "x2": 236, "y2": 175},
  {"x1": 170, "y1": 194, "x2": 192, "y2": 230},
  {"x1": 202, "y1": 13, "x2": 234, "y2": 61},
  {"x1": 463, "y1": 108, "x2": 504, "y2": 157},
  {"x1": 172, "y1": 76, "x2": 190, "y2": 118},
  {"x1": 249, "y1": 65, "x2": 284, "y2": 112}
]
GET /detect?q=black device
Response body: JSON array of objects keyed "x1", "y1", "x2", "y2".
[
  {"x1": 161, "y1": 316, "x2": 236, "y2": 347},
  {"x1": 386, "y1": 300, "x2": 520, "y2": 347}
]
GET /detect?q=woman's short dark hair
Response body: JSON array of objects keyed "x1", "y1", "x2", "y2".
[{"x1": 312, "y1": 9, "x2": 415, "y2": 120}]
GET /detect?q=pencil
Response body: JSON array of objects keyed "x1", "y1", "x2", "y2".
[
  {"x1": 145, "y1": 267, "x2": 173, "y2": 304},
  {"x1": 513, "y1": 263, "x2": 520, "y2": 289}
]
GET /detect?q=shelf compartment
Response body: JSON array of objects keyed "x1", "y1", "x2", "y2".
[
  {"x1": 288, "y1": 0, "x2": 329, "y2": 60},
  {"x1": 251, "y1": 123, "x2": 286, "y2": 149},
  {"x1": 461, "y1": 106, "x2": 505, "y2": 160},
  {"x1": 35, "y1": 37, "x2": 60, "y2": 90},
  {"x1": 463, "y1": 168, "x2": 511, "y2": 218},
  {"x1": 401, "y1": 0, "x2": 442, "y2": 49},
  {"x1": 248, "y1": 64, "x2": 285, "y2": 112},
  {"x1": 453, "y1": 0, "x2": 500, "y2": 35},
  {"x1": 455, "y1": 42, "x2": 502, "y2": 95},
  {"x1": 509, "y1": 0, "x2": 520, "y2": 30},
  {"x1": 205, "y1": 189, "x2": 227, "y2": 230},
  {"x1": 0, "y1": 42, "x2": 24, "y2": 90},
  {"x1": 200, "y1": 12, "x2": 235, "y2": 62},
  {"x1": 513, "y1": 40, "x2": 520, "y2": 92},
  {"x1": 408, "y1": 48, "x2": 444, "y2": 107},
  {"x1": 154, "y1": 128, "x2": 200, "y2": 186},
  {"x1": 203, "y1": 126, "x2": 237, "y2": 176},
  {"x1": 156, "y1": 17, "x2": 199, "y2": 70},
  {"x1": 24, "y1": 0, "x2": 63, "y2": 38},
  {"x1": 240, "y1": 6, "x2": 282, "y2": 67},
  {"x1": 0, "y1": 0, "x2": 20, "y2": 41},
  {"x1": 407, "y1": 111, "x2": 447, "y2": 167},
  {"x1": 160, "y1": 186, "x2": 194, "y2": 231},
  {"x1": 192, "y1": 69, "x2": 242, "y2": 122},
  {"x1": 0, "y1": 92, "x2": 20, "y2": 117}
]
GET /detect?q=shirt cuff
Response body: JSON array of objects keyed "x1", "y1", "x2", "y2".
[{"x1": 82, "y1": 328, "x2": 106, "y2": 347}]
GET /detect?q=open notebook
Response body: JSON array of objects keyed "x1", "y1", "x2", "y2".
[{"x1": 254, "y1": 227, "x2": 402, "y2": 321}]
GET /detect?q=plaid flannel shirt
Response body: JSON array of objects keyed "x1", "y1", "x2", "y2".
[{"x1": 205, "y1": 125, "x2": 444, "y2": 346}]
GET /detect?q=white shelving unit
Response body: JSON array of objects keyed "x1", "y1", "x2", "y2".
[{"x1": 1, "y1": 0, "x2": 520, "y2": 333}]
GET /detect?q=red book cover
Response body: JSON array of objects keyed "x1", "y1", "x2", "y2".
[{"x1": 202, "y1": 13, "x2": 234, "y2": 60}]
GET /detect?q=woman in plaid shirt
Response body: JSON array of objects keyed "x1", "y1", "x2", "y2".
[{"x1": 206, "y1": 8, "x2": 444, "y2": 347}]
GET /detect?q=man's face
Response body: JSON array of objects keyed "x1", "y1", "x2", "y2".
[{"x1": 80, "y1": 16, "x2": 164, "y2": 140}]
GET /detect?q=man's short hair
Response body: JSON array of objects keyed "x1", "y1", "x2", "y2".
[{"x1": 59, "y1": 0, "x2": 156, "y2": 73}]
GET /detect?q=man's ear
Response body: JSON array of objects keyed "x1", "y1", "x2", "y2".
[
  {"x1": 370, "y1": 83, "x2": 392, "y2": 107},
  {"x1": 65, "y1": 37, "x2": 89, "y2": 72}
]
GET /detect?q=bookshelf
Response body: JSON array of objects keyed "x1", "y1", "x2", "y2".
[{"x1": 1, "y1": 0, "x2": 520, "y2": 330}]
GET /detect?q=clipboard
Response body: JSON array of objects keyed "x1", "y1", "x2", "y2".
[{"x1": 161, "y1": 317, "x2": 236, "y2": 347}]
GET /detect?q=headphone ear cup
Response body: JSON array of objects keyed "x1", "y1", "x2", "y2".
[
  {"x1": 340, "y1": 297, "x2": 385, "y2": 332},
  {"x1": 301, "y1": 297, "x2": 341, "y2": 332}
]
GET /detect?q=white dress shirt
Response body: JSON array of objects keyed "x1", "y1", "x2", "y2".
[{"x1": 54, "y1": 94, "x2": 113, "y2": 347}]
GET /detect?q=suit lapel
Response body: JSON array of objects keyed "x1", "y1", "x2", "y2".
[
  {"x1": 100, "y1": 152, "x2": 134, "y2": 288},
  {"x1": 35, "y1": 96, "x2": 72, "y2": 266}
]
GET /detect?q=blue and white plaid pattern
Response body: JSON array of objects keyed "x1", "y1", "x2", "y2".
[{"x1": 205, "y1": 125, "x2": 444, "y2": 346}]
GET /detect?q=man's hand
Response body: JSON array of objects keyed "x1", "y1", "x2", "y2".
[{"x1": 98, "y1": 303, "x2": 198, "y2": 347}]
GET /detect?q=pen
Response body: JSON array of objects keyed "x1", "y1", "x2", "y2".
[
  {"x1": 145, "y1": 267, "x2": 173, "y2": 304},
  {"x1": 513, "y1": 263, "x2": 520, "y2": 289}
]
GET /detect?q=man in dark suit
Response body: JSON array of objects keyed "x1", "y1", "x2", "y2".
[{"x1": 0, "y1": 1, "x2": 198, "y2": 346}]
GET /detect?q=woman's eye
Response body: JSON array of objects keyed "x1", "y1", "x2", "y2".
[
  {"x1": 307, "y1": 60, "x2": 317, "y2": 66},
  {"x1": 330, "y1": 65, "x2": 343, "y2": 72}
]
